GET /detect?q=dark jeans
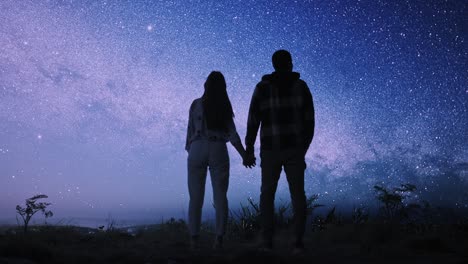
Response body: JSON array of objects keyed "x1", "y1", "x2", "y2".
[{"x1": 260, "y1": 147, "x2": 307, "y2": 243}]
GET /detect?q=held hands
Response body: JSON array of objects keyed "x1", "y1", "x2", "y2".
[
  {"x1": 233, "y1": 142, "x2": 256, "y2": 168},
  {"x1": 243, "y1": 152, "x2": 256, "y2": 168}
]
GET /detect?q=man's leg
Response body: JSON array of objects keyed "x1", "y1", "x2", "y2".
[
  {"x1": 284, "y1": 149, "x2": 307, "y2": 248},
  {"x1": 260, "y1": 150, "x2": 282, "y2": 248}
]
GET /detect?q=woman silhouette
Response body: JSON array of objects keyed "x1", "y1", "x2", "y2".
[{"x1": 185, "y1": 71, "x2": 249, "y2": 250}]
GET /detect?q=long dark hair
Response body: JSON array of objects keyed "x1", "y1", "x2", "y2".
[{"x1": 202, "y1": 71, "x2": 234, "y2": 132}]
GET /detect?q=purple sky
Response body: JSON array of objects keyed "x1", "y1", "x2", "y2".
[{"x1": 1, "y1": 1, "x2": 467, "y2": 225}]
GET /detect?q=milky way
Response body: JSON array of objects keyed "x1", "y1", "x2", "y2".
[{"x1": 1, "y1": 1, "x2": 467, "y2": 224}]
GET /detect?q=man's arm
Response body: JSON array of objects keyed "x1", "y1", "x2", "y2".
[
  {"x1": 303, "y1": 83, "x2": 315, "y2": 152},
  {"x1": 245, "y1": 85, "x2": 262, "y2": 157}
]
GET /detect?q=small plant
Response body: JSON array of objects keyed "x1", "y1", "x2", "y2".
[
  {"x1": 374, "y1": 183, "x2": 420, "y2": 223},
  {"x1": 16, "y1": 194, "x2": 53, "y2": 233},
  {"x1": 229, "y1": 194, "x2": 324, "y2": 237},
  {"x1": 228, "y1": 198, "x2": 261, "y2": 239},
  {"x1": 312, "y1": 206, "x2": 343, "y2": 231},
  {"x1": 306, "y1": 194, "x2": 324, "y2": 217},
  {"x1": 105, "y1": 214, "x2": 117, "y2": 232},
  {"x1": 275, "y1": 199, "x2": 291, "y2": 229},
  {"x1": 352, "y1": 206, "x2": 369, "y2": 224},
  {"x1": 163, "y1": 217, "x2": 187, "y2": 232},
  {"x1": 306, "y1": 194, "x2": 325, "y2": 231}
]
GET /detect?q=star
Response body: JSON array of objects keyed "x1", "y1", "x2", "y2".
[
  {"x1": 147, "y1": 24, "x2": 154, "y2": 32},
  {"x1": 0, "y1": 0, "x2": 466, "y2": 224}
]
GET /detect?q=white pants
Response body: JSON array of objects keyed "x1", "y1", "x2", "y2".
[{"x1": 187, "y1": 139, "x2": 229, "y2": 236}]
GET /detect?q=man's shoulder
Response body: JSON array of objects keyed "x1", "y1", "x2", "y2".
[
  {"x1": 289, "y1": 72, "x2": 307, "y2": 87},
  {"x1": 255, "y1": 72, "x2": 309, "y2": 91},
  {"x1": 290, "y1": 72, "x2": 309, "y2": 91},
  {"x1": 295, "y1": 78, "x2": 309, "y2": 88},
  {"x1": 256, "y1": 74, "x2": 273, "y2": 86},
  {"x1": 252, "y1": 75, "x2": 271, "y2": 95},
  {"x1": 261, "y1": 74, "x2": 273, "y2": 82}
]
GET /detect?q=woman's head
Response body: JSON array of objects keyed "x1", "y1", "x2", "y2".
[
  {"x1": 202, "y1": 71, "x2": 234, "y2": 132},
  {"x1": 204, "y1": 71, "x2": 226, "y2": 93}
]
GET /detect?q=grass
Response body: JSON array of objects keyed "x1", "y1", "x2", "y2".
[
  {"x1": 1, "y1": 187, "x2": 467, "y2": 264},
  {"x1": 0, "y1": 214, "x2": 467, "y2": 264}
]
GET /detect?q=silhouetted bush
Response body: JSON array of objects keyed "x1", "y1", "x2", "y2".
[
  {"x1": 306, "y1": 194, "x2": 324, "y2": 217},
  {"x1": 312, "y1": 206, "x2": 344, "y2": 231},
  {"x1": 228, "y1": 194, "x2": 324, "y2": 239},
  {"x1": 16, "y1": 194, "x2": 53, "y2": 233},
  {"x1": 374, "y1": 183, "x2": 420, "y2": 223},
  {"x1": 228, "y1": 197, "x2": 261, "y2": 240},
  {"x1": 351, "y1": 206, "x2": 369, "y2": 225},
  {"x1": 163, "y1": 217, "x2": 187, "y2": 232}
]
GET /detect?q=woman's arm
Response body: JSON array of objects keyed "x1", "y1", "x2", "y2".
[
  {"x1": 185, "y1": 102, "x2": 195, "y2": 152},
  {"x1": 228, "y1": 118, "x2": 255, "y2": 167},
  {"x1": 231, "y1": 140, "x2": 246, "y2": 161},
  {"x1": 231, "y1": 140, "x2": 256, "y2": 168}
]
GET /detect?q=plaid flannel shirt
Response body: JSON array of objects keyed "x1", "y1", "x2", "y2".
[{"x1": 245, "y1": 71, "x2": 315, "y2": 154}]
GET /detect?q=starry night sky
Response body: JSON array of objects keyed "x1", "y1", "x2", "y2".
[{"x1": 1, "y1": 0, "x2": 467, "y2": 225}]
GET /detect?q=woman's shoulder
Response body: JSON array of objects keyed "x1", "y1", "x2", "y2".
[{"x1": 190, "y1": 98, "x2": 203, "y2": 111}]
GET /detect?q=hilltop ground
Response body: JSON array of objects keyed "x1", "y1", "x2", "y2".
[{"x1": 0, "y1": 220, "x2": 467, "y2": 264}]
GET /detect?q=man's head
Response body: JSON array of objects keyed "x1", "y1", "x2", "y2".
[{"x1": 272, "y1": 49, "x2": 293, "y2": 72}]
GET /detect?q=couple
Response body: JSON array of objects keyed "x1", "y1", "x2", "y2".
[{"x1": 185, "y1": 50, "x2": 315, "y2": 253}]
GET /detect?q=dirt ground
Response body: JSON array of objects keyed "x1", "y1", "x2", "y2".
[{"x1": 0, "y1": 223, "x2": 467, "y2": 264}]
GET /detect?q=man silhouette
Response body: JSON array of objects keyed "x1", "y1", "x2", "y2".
[{"x1": 245, "y1": 50, "x2": 315, "y2": 253}]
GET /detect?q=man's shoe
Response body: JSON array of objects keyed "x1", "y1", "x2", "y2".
[
  {"x1": 292, "y1": 240, "x2": 305, "y2": 256},
  {"x1": 190, "y1": 235, "x2": 200, "y2": 251},
  {"x1": 292, "y1": 246, "x2": 305, "y2": 256},
  {"x1": 213, "y1": 235, "x2": 223, "y2": 250},
  {"x1": 258, "y1": 239, "x2": 273, "y2": 253},
  {"x1": 258, "y1": 246, "x2": 273, "y2": 253}
]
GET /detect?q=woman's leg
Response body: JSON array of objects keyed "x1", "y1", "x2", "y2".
[
  {"x1": 208, "y1": 142, "x2": 230, "y2": 237},
  {"x1": 187, "y1": 140, "x2": 208, "y2": 237}
]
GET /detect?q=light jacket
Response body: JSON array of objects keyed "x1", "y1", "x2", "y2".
[{"x1": 185, "y1": 98, "x2": 241, "y2": 152}]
